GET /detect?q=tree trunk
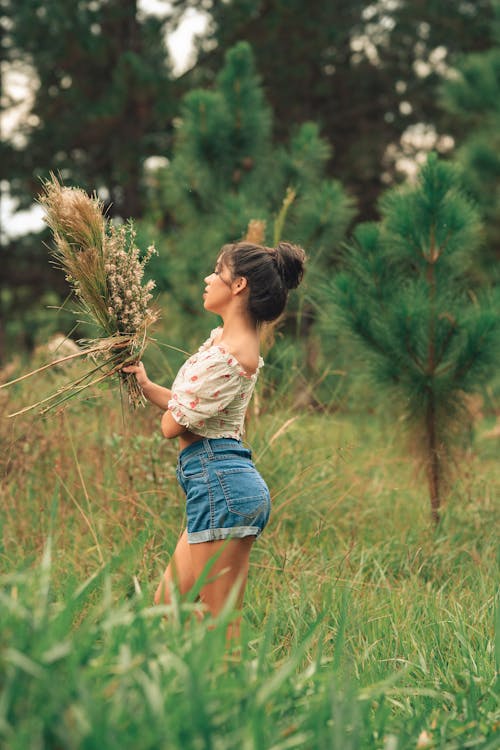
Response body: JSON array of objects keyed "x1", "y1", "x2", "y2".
[
  {"x1": 426, "y1": 392, "x2": 441, "y2": 525},
  {"x1": 425, "y1": 229, "x2": 441, "y2": 525}
]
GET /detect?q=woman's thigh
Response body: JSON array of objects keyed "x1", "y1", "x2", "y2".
[
  {"x1": 189, "y1": 536, "x2": 255, "y2": 616},
  {"x1": 154, "y1": 528, "x2": 195, "y2": 604}
]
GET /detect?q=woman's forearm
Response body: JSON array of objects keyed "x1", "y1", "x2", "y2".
[{"x1": 142, "y1": 380, "x2": 172, "y2": 410}]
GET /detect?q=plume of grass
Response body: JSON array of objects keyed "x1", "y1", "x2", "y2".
[
  {"x1": 2, "y1": 175, "x2": 159, "y2": 414},
  {"x1": 273, "y1": 186, "x2": 296, "y2": 246},
  {"x1": 244, "y1": 218, "x2": 267, "y2": 245},
  {"x1": 242, "y1": 189, "x2": 298, "y2": 356}
]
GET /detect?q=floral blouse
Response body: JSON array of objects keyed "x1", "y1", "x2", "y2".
[{"x1": 168, "y1": 327, "x2": 264, "y2": 439}]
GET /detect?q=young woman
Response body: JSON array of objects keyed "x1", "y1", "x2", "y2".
[{"x1": 123, "y1": 240, "x2": 305, "y2": 632}]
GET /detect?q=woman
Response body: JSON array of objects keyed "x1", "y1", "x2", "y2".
[{"x1": 123, "y1": 240, "x2": 305, "y2": 633}]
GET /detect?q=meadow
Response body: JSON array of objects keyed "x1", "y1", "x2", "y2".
[{"x1": 0, "y1": 356, "x2": 499, "y2": 750}]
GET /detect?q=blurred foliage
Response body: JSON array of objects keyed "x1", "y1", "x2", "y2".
[
  {"x1": 139, "y1": 42, "x2": 356, "y2": 393},
  {"x1": 2, "y1": 1, "x2": 499, "y2": 413},
  {"x1": 177, "y1": 0, "x2": 495, "y2": 217},
  {"x1": 1, "y1": 0, "x2": 176, "y2": 361},
  {"x1": 2, "y1": 0, "x2": 174, "y2": 218},
  {"x1": 441, "y1": 0, "x2": 500, "y2": 277}
]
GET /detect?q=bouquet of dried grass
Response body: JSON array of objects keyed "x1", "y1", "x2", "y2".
[{"x1": 3, "y1": 175, "x2": 159, "y2": 415}]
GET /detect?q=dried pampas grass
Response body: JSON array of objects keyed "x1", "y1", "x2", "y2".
[{"x1": 3, "y1": 175, "x2": 159, "y2": 416}]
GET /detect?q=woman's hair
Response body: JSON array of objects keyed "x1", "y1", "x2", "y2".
[{"x1": 218, "y1": 241, "x2": 306, "y2": 324}]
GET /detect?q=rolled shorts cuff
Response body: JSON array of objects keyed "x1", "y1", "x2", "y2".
[{"x1": 187, "y1": 525, "x2": 262, "y2": 544}]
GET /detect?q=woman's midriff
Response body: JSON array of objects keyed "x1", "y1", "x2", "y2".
[{"x1": 178, "y1": 431, "x2": 205, "y2": 451}]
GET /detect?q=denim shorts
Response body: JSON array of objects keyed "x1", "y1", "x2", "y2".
[{"x1": 176, "y1": 438, "x2": 271, "y2": 544}]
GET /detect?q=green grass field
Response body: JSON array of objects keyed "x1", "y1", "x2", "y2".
[{"x1": 0, "y1": 371, "x2": 499, "y2": 749}]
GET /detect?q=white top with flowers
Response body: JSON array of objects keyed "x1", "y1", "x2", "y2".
[{"x1": 168, "y1": 327, "x2": 264, "y2": 439}]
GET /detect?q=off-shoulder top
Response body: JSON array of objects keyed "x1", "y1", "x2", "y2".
[{"x1": 168, "y1": 327, "x2": 264, "y2": 439}]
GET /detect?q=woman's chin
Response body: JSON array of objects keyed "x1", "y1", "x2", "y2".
[{"x1": 203, "y1": 299, "x2": 218, "y2": 314}]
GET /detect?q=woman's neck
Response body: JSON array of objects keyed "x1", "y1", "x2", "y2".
[{"x1": 219, "y1": 308, "x2": 258, "y2": 342}]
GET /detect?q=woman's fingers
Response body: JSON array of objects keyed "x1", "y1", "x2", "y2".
[
  {"x1": 121, "y1": 362, "x2": 150, "y2": 388},
  {"x1": 122, "y1": 362, "x2": 143, "y2": 374}
]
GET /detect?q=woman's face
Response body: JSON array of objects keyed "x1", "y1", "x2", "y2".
[{"x1": 203, "y1": 258, "x2": 234, "y2": 314}]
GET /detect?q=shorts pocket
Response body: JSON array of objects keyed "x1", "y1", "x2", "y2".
[
  {"x1": 179, "y1": 458, "x2": 204, "y2": 481},
  {"x1": 215, "y1": 467, "x2": 269, "y2": 519}
]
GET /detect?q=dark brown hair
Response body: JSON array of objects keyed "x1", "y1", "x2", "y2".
[{"x1": 218, "y1": 241, "x2": 306, "y2": 324}]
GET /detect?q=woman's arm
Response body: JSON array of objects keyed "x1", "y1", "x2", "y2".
[
  {"x1": 122, "y1": 362, "x2": 190, "y2": 439},
  {"x1": 160, "y1": 410, "x2": 187, "y2": 439},
  {"x1": 141, "y1": 381, "x2": 172, "y2": 410},
  {"x1": 122, "y1": 362, "x2": 171, "y2": 410}
]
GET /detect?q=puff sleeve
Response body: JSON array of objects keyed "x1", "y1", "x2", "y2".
[{"x1": 168, "y1": 348, "x2": 241, "y2": 431}]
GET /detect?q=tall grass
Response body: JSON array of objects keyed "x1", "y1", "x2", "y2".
[{"x1": 0, "y1": 363, "x2": 499, "y2": 749}]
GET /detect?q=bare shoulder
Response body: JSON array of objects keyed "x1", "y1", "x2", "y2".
[
  {"x1": 230, "y1": 337, "x2": 261, "y2": 375},
  {"x1": 214, "y1": 328, "x2": 260, "y2": 375}
]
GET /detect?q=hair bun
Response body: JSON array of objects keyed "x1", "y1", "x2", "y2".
[{"x1": 273, "y1": 242, "x2": 306, "y2": 290}]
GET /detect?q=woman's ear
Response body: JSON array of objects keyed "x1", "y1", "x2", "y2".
[{"x1": 232, "y1": 276, "x2": 248, "y2": 295}]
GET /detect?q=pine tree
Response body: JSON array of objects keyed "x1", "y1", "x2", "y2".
[
  {"x1": 143, "y1": 42, "x2": 355, "y2": 367},
  {"x1": 326, "y1": 154, "x2": 500, "y2": 523},
  {"x1": 442, "y1": 0, "x2": 500, "y2": 274}
]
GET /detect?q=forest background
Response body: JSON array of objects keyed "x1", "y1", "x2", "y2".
[
  {"x1": 1, "y1": 2, "x2": 499, "y2": 748},
  {"x1": 2, "y1": 0, "x2": 500, "y2": 365}
]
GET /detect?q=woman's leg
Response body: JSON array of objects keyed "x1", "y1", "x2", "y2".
[
  {"x1": 154, "y1": 528, "x2": 195, "y2": 605},
  {"x1": 154, "y1": 531, "x2": 255, "y2": 639},
  {"x1": 189, "y1": 536, "x2": 255, "y2": 639}
]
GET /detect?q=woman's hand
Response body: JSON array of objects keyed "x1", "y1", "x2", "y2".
[
  {"x1": 122, "y1": 362, "x2": 150, "y2": 389},
  {"x1": 122, "y1": 362, "x2": 172, "y2": 410}
]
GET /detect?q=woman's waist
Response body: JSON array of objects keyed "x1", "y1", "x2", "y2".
[
  {"x1": 178, "y1": 432, "x2": 204, "y2": 453},
  {"x1": 177, "y1": 419, "x2": 246, "y2": 450},
  {"x1": 178, "y1": 436, "x2": 251, "y2": 468}
]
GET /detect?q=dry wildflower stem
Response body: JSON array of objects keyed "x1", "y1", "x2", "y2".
[{"x1": 2, "y1": 174, "x2": 159, "y2": 415}]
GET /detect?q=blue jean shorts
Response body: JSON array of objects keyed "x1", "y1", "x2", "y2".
[{"x1": 176, "y1": 438, "x2": 271, "y2": 544}]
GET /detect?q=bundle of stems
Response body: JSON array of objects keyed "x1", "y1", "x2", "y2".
[{"x1": 3, "y1": 175, "x2": 159, "y2": 415}]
